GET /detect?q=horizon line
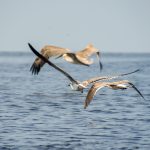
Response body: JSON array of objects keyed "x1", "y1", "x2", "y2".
[{"x1": 0, "y1": 51, "x2": 150, "y2": 54}]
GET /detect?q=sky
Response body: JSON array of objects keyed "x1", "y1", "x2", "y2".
[{"x1": 0, "y1": 0, "x2": 150, "y2": 53}]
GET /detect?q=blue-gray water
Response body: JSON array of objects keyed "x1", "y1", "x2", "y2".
[{"x1": 0, "y1": 52, "x2": 150, "y2": 150}]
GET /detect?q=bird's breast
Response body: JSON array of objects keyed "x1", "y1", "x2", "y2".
[{"x1": 63, "y1": 55, "x2": 78, "y2": 64}]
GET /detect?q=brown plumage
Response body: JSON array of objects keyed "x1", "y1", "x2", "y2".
[
  {"x1": 76, "y1": 44, "x2": 100, "y2": 63},
  {"x1": 28, "y1": 43, "x2": 140, "y2": 93},
  {"x1": 30, "y1": 43, "x2": 102, "y2": 75},
  {"x1": 62, "y1": 44, "x2": 103, "y2": 70},
  {"x1": 84, "y1": 80, "x2": 145, "y2": 109},
  {"x1": 30, "y1": 45, "x2": 70, "y2": 74}
]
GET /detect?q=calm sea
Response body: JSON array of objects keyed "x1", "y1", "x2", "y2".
[{"x1": 0, "y1": 52, "x2": 150, "y2": 150}]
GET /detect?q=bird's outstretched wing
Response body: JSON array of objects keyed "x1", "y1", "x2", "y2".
[
  {"x1": 84, "y1": 79, "x2": 145, "y2": 109},
  {"x1": 84, "y1": 82, "x2": 106, "y2": 109},
  {"x1": 30, "y1": 45, "x2": 70, "y2": 75},
  {"x1": 85, "y1": 69, "x2": 140, "y2": 85},
  {"x1": 30, "y1": 50, "x2": 48, "y2": 75},
  {"x1": 28, "y1": 43, "x2": 78, "y2": 84}
]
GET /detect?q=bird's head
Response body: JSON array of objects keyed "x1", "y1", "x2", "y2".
[{"x1": 68, "y1": 82, "x2": 84, "y2": 93}]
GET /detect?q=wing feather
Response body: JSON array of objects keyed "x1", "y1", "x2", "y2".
[
  {"x1": 84, "y1": 83, "x2": 106, "y2": 109},
  {"x1": 128, "y1": 82, "x2": 145, "y2": 100},
  {"x1": 30, "y1": 45, "x2": 69, "y2": 75},
  {"x1": 65, "y1": 53, "x2": 90, "y2": 66},
  {"x1": 28, "y1": 43, "x2": 78, "y2": 83},
  {"x1": 85, "y1": 69, "x2": 140, "y2": 85}
]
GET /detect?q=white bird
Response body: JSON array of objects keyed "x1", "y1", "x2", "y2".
[{"x1": 84, "y1": 80, "x2": 145, "y2": 109}]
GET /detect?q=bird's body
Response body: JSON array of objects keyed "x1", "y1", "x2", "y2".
[
  {"x1": 84, "y1": 80, "x2": 145, "y2": 109},
  {"x1": 73, "y1": 44, "x2": 100, "y2": 65},
  {"x1": 69, "y1": 81, "x2": 84, "y2": 91},
  {"x1": 62, "y1": 53, "x2": 89, "y2": 66},
  {"x1": 63, "y1": 44, "x2": 103, "y2": 70}
]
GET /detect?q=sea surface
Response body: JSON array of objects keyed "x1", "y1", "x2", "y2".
[{"x1": 0, "y1": 52, "x2": 150, "y2": 150}]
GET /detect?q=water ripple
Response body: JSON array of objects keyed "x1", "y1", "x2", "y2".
[{"x1": 0, "y1": 53, "x2": 150, "y2": 149}]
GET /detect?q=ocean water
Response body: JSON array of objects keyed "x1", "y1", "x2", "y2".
[{"x1": 0, "y1": 52, "x2": 150, "y2": 150}]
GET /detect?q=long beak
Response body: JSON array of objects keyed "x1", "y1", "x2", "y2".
[{"x1": 96, "y1": 51, "x2": 103, "y2": 72}]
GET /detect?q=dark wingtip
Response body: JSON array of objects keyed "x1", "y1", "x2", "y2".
[
  {"x1": 28, "y1": 43, "x2": 36, "y2": 53},
  {"x1": 28, "y1": 43, "x2": 41, "y2": 75},
  {"x1": 28, "y1": 43, "x2": 32, "y2": 47},
  {"x1": 129, "y1": 82, "x2": 146, "y2": 100},
  {"x1": 121, "y1": 69, "x2": 140, "y2": 77},
  {"x1": 28, "y1": 43, "x2": 49, "y2": 64},
  {"x1": 96, "y1": 51, "x2": 103, "y2": 72},
  {"x1": 131, "y1": 69, "x2": 140, "y2": 74},
  {"x1": 30, "y1": 63, "x2": 40, "y2": 75},
  {"x1": 28, "y1": 43, "x2": 32, "y2": 50},
  {"x1": 99, "y1": 61, "x2": 103, "y2": 71}
]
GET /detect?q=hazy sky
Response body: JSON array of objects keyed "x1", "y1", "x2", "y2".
[{"x1": 0, "y1": 0, "x2": 150, "y2": 53}]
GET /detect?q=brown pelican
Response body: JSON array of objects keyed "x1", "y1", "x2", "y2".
[
  {"x1": 28, "y1": 43, "x2": 140, "y2": 92},
  {"x1": 30, "y1": 43, "x2": 102, "y2": 75},
  {"x1": 84, "y1": 80, "x2": 145, "y2": 109}
]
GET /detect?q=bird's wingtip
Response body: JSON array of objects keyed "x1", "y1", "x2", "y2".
[
  {"x1": 129, "y1": 82, "x2": 146, "y2": 100},
  {"x1": 84, "y1": 105, "x2": 87, "y2": 109}
]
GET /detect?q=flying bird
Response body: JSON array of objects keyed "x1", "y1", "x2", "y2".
[
  {"x1": 67, "y1": 69, "x2": 140, "y2": 93},
  {"x1": 28, "y1": 43, "x2": 140, "y2": 92},
  {"x1": 84, "y1": 80, "x2": 145, "y2": 109},
  {"x1": 30, "y1": 43, "x2": 102, "y2": 75},
  {"x1": 57, "y1": 44, "x2": 103, "y2": 71}
]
